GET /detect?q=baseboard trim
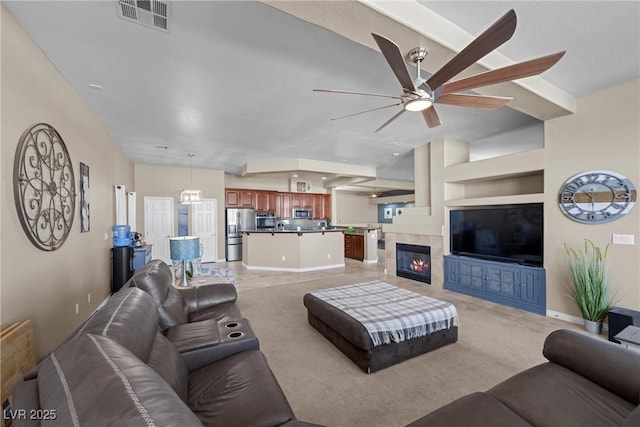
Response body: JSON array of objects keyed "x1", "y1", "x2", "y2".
[
  {"x1": 363, "y1": 258, "x2": 378, "y2": 264},
  {"x1": 546, "y1": 310, "x2": 609, "y2": 331},
  {"x1": 97, "y1": 295, "x2": 110, "y2": 310},
  {"x1": 243, "y1": 263, "x2": 345, "y2": 272},
  {"x1": 546, "y1": 310, "x2": 583, "y2": 325}
]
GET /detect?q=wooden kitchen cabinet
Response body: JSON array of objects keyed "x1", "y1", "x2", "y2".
[
  {"x1": 311, "y1": 194, "x2": 331, "y2": 219},
  {"x1": 225, "y1": 189, "x2": 256, "y2": 207},
  {"x1": 239, "y1": 190, "x2": 255, "y2": 207},
  {"x1": 227, "y1": 188, "x2": 331, "y2": 221},
  {"x1": 291, "y1": 194, "x2": 301, "y2": 209},
  {"x1": 274, "y1": 193, "x2": 283, "y2": 218},
  {"x1": 312, "y1": 195, "x2": 323, "y2": 219},
  {"x1": 344, "y1": 234, "x2": 353, "y2": 258},
  {"x1": 225, "y1": 190, "x2": 240, "y2": 207},
  {"x1": 255, "y1": 191, "x2": 276, "y2": 212},
  {"x1": 344, "y1": 233, "x2": 364, "y2": 261},
  {"x1": 267, "y1": 192, "x2": 276, "y2": 212},
  {"x1": 281, "y1": 193, "x2": 292, "y2": 218},
  {"x1": 301, "y1": 194, "x2": 312, "y2": 208},
  {"x1": 322, "y1": 194, "x2": 331, "y2": 220}
]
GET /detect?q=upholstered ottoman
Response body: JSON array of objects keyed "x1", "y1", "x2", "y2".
[{"x1": 303, "y1": 281, "x2": 458, "y2": 373}]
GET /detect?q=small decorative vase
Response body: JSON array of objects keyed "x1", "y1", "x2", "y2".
[{"x1": 583, "y1": 319, "x2": 603, "y2": 335}]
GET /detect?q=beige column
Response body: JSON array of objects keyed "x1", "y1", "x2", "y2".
[{"x1": 413, "y1": 143, "x2": 430, "y2": 208}]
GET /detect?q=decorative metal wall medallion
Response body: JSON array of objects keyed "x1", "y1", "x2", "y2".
[{"x1": 13, "y1": 123, "x2": 76, "y2": 250}]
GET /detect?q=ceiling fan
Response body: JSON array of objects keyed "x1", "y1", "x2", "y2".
[{"x1": 314, "y1": 9, "x2": 565, "y2": 132}]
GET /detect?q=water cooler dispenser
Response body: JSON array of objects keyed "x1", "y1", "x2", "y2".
[{"x1": 111, "y1": 225, "x2": 134, "y2": 293}]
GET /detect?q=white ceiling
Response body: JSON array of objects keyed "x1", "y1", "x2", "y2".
[{"x1": 5, "y1": 1, "x2": 639, "y2": 188}]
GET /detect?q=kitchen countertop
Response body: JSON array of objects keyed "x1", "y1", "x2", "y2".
[
  {"x1": 332, "y1": 226, "x2": 380, "y2": 235},
  {"x1": 242, "y1": 229, "x2": 344, "y2": 234}
]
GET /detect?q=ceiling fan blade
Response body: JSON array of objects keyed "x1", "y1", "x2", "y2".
[
  {"x1": 374, "y1": 109, "x2": 406, "y2": 133},
  {"x1": 442, "y1": 51, "x2": 566, "y2": 94},
  {"x1": 427, "y1": 9, "x2": 517, "y2": 90},
  {"x1": 330, "y1": 102, "x2": 403, "y2": 121},
  {"x1": 436, "y1": 93, "x2": 512, "y2": 109},
  {"x1": 422, "y1": 106, "x2": 442, "y2": 128},
  {"x1": 371, "y1": 33, "x2": 416, "y2": 92},
  {"x1": 313, "y1": 88, "x2": 404, "y2": 100}
]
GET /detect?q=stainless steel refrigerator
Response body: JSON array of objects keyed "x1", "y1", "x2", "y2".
[{"x1": 225, "y1": 208, "x2": 256, "y2": 261}]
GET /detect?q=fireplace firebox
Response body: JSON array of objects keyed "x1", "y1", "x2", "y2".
[{"x1": 396, "y1": 243, "x2": 431, "y2": 284}]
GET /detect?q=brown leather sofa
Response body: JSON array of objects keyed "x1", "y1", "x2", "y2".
[
  {"x1": 407, "y1": 329, "x2": 640, "y2": 426},
  {"x1": 12, "y1": 263, "x2": 319, "y2": 427}
]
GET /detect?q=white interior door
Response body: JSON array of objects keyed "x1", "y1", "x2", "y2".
[
  {"x1": 192, "y1": 199, "x2": 217, "y2": 263},
  {"x1": 144, "y1": 197, "x2": 174, "y2": 264}
]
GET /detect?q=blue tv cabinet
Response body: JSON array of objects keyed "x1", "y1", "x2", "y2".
[{"x1": 444, "y1": 255, "x2": 546, "y2": 315}]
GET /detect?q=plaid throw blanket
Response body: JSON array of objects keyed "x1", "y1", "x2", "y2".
[{"x1": 310, "y1": 281, "x2": 458, "y2": 347}]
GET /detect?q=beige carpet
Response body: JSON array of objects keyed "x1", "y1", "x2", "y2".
[{"x1": 229, "y1": 262, "x2": 583, "y2": 427}]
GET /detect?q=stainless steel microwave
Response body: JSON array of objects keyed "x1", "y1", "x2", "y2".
[{"x1": 292, "y1": 208, "x2": 312, "y2": 218}]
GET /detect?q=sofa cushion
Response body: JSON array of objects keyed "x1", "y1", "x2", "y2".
[
  {"x1": 188, "y1": 350, "x2": 295, "y2": 427},
  {"x1": 37, "y1": 334, "x2": 202, "y2": 426},
  {"x1": 74, "y1": 287, "x2": 159, "y2": 362},
  {"x1": 178, "y1": 282, "x2": 237, "y2": 314},
  {"x1": 128, "y1": 260, "x2": 188, "y2": 330},
  {"x1": 406, "y1": 392, "x2": 532, "y2": 427},
  {"x1": 147, "y1": 331, "x2": 189, "y2": 403},
  {"x1": 489, "y1": 363, "x2": 636, "y2": 426}
]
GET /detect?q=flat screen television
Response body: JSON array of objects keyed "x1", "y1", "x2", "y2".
[{"x1": 450, "y1": 204, "x2": 543, "y2": 267}]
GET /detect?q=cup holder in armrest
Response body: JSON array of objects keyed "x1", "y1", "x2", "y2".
[
  {"x1": 225, "y1": 322, "x2": 239, "y2": 329},
  {"x1": 227, "y1": 331, "x2": 244, "y2": 339}
]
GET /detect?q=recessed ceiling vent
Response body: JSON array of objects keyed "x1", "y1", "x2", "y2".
[{"x1": 117, "y1": 0, "x2": 170, "y2": 33}]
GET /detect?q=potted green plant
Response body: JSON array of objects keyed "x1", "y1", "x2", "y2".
[{"x1": 564, "y1": 239, "x2": 617, "y2": 334}]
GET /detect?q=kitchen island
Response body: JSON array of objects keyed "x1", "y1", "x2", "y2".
[
  {"x1": 337, "y1": 227, "x2": 380, "y2": 264},
  {"x1": 242, "y1": 229, "x2": 345, "y2": 272}
]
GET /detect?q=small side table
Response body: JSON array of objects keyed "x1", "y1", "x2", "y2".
[
  {"x1": 133, "y1": 244, "x2": 153, "y2": 272},
  {"x1": 614, "y1": 325, "x2": 640, "y2": 352}
]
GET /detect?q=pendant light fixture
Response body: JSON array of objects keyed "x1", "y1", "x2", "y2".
[{"x1": 180, "y1": 153, "x2": 202, "y2": 204}]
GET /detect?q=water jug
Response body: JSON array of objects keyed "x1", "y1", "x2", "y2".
[{"x1": 112, "y1": 225, "x2": 132, "y2": 247}]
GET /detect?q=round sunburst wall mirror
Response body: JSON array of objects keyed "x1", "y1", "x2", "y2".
[{"x1": 13, "y1": 123, "x2": 76, "y2": 251}]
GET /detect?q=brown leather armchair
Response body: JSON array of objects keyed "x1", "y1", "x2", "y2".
[
  {"x1": 126, "y1": 259, "x2": 241, "y2": 330},
  {"x1": 126, "y1": 260, "x2": 257, "y2": 371}
]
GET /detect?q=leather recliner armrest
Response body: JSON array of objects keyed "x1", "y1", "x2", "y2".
[
  {"x1": 543, "y1": 329, "x2": 640, "y2": 404},
  {"x1": 178, "y1": 282, "x2": 237, "y2": 314},
  {"x1": 180, "y1": 336, "x2": 259, "y2": 372}
]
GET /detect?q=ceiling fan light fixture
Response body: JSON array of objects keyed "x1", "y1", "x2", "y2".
[{"x1": 404, "y1": 98, "x2": 433, "y2": 112}]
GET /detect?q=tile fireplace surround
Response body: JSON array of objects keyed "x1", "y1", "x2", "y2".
[{"x1": 385, "y1": 233, "x2": 444, "y2": 287}]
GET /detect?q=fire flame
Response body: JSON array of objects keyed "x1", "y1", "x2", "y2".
[{"x1": 410, "y1": 258, "x2": 430, "y2": 273}]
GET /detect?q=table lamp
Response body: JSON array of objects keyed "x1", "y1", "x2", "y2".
[{"x1": 170, "y1": 236, "x2": 200, "y2": 286}]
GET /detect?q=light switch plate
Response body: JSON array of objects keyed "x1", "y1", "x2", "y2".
[{"x1": 612, "y1": 234, "x2": 635, "y2": 245}]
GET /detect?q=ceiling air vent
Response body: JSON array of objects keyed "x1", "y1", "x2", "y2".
[{"x1": 117, "y1": 0, "x2": 170, "y2": 33}]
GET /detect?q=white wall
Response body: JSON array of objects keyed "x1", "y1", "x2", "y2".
[
  {"x1": 545, "y1": 79, "x2": 640, "y2": 315},
  {"x1": 135, "y1": 164, "x2": 226, "y2": 261},
  {"x1": 1, "y1": 6, "x2": 134, "y2": 359},
  {"x1": 332, "y1": 191, "x2": 378, "y2": 225}
]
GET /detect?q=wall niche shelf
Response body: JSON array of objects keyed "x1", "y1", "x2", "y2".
[
  {"x1": 446, "y1": 193, "x2": 545, "y2": 207},
  {"x1": 440, "y1": 148, "x2": 547, "y2": 315}
]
